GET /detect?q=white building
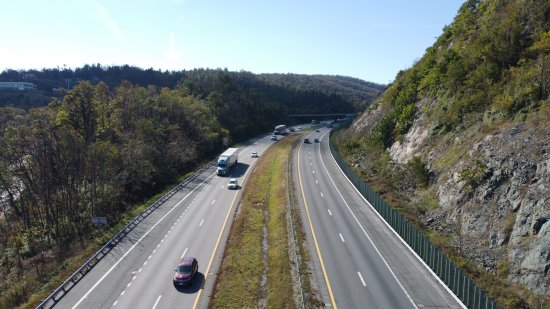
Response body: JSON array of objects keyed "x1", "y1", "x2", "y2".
[{"x1": 0, "y1": 82, "x2": 37, "y2": 91}]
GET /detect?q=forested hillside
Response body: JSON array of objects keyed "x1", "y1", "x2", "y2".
[
  {"x1": 337, "y1": 0, "x2": 549, "y2": 307},
  {"x1": 0, "y1": 69, "x2": 366, "y2": 307},
  {"x1": 0, "y1": 66, "x2": 383, "y2": 112},
  {"x1": 258, "y1": 73, "x2": 384, "y2": 110}
]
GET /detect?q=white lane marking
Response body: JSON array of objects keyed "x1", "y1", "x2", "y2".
[
  {"x1": 138, "y1": 267, "x2": 142, "y2": 273},
  {"x1": 113, "y1": 300, "x2": 118, "y2": 306},
  {"x1": 71, "y1": 172, "x2": 216, "y2": 309},
  {"x1": 315, "y1": 179, "x2": 318, "y2": 184},
  {"x1": 319, "y1": 137, "x2": 419, "y2": 308},
  {"x1": 181, "y1": 247, "x2": 188, "y2": 259},
  {"x1": 143, "y1": 261, "x2": 148, "y2": 266},
  {"x1": 211, "y1": 199, "x2": 216, "y2": 205},
  {"x1": 148, "y1": 255, "x2": 152, "y2": 260},
  {"x1": 199, "y1": 219, "x2": 204, "y2": 227},
  {"x1": 127, "y1": 282, "x2": 132, "y2": 288},
  {"x1": 152, "y1": 295, "x2": 162, "y2": 309},
  {"x1": 339, "y1": 233, "x2": 345, "y2": 243},
  {"x1": 358, "y1": 272, "x2": 366, "y2": 287},
  {"x1": 320, "y1": 192, "x2": 324, "y2": 198},
  {"x1": 312, "y1": 170, "x2": 315, "y2": 174},
  {"x1": 132, "y1": 275, "x2": 136, "y2": 281},
  {"x1": 328, "y1": 209, "x2": 333, "y2": 216},
  {"x1": 120, "y1": 291, "x2": 125, "y2": 296},
  {"x1": 153, "y1": 249, "x2": 157, "y2": 254}
]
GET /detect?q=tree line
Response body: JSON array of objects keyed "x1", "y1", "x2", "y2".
[{"x1": 0, "y1": 70, "x2": 359, "y2": 307}]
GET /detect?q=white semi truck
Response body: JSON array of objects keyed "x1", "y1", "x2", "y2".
[{"x1": 217, "y1": 148, "x2": 238, "y2": 176}]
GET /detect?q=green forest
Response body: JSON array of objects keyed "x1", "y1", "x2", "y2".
[
  {"x1": 354, "y1": 0, "x2": 549, "y2": 150},
  {"x1": 0, "y1": 69, "x2": 381, "y2": 307}
]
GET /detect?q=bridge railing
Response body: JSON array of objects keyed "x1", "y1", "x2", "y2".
[
  {"x1": 328, "y1": 127, "x2": 500, "y2": 309},
  {"x1": 36, "y1": 161, "x2": 216, "y2": 309}
]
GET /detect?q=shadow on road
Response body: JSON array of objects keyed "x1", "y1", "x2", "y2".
[
  {"x1": 174, "y1": 272, "x2": 205, "y2": 294},
  {"x1": 216, "y1": 162, "x2": 250, "y2": 178}
]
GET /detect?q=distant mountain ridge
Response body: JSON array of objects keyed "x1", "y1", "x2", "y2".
[
  {"x1": 0, "y1": 66, "x2": 383, "y2": 111},
  {"x1": 259, "y1": 73, "x2": 385, "y2": 110}
]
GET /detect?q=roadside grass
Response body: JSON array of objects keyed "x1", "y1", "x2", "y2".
[
  {"x1": 210, "y1": 136, "x2": 297, "y2": 309},
  {"x1": 20, "y1": 168, "x2": 201, "y2": 308}
]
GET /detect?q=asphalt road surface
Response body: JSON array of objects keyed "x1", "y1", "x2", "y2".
[
  {"x1": 294, "y1": 126, "x2": 464, "y2": 309},
  {"x1": 54, "y1": 132, "x2": 283, "y2": 309}
]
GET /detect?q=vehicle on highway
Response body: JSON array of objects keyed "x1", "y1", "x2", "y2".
[
  {"x1": 315, "y1": 129, "x2": 320, "y2": 132},
  {"x1": 274, "y1": 124, "x2": 287, "y2": 135},
  {"x1": 304, "y1": 138, "x2": 310, "y2": 143},
  {"x1": 314, "y1": 137, "x2": 319, "y2": 143},
  {"x1": 271, "y1": 135, "x2": 277, "y2": 141},
  {"x1": 217, "y1": 148, "x2": 238, "y2": 176},
  {"x1": 289, "y1": 127, "x2": 295, "y2": 132},
  {"x1": 173, "y1": 256, "x2": 198, "y2": 286},
  {"x1": 251, "y1": 151, "x2": 258, "y2": 158},
  {"x1": 227, "y1": 178, "x2": 239, "y2": 189}
]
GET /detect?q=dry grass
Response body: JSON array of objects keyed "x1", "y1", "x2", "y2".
[{"x1": 210, "y1": 136, "x2": 297, "y2": 309}]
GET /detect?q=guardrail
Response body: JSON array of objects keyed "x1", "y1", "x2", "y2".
[
  {"x1": 37, "y1": 161, "x2": 216, "y2": 309},
  {"x1": 328, "y1": 127, "x2": 500, "y2": 309}
]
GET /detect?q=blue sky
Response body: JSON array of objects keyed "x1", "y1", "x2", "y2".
[{"x1": 0, "y1": 0, "x2": 464, "y2": 84}]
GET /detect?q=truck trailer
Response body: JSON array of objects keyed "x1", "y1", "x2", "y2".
[{"x1": 217, "y1": 148, "x2": 238, "y2": 176}]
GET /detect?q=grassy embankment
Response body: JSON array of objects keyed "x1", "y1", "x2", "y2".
[{"x1": 210, "y1": 135, "x2": 300, "y2": 309}]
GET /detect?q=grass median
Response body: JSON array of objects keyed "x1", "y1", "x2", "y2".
[{"x1": 210, "y1": 135, "x2": 298, "y2": 309}]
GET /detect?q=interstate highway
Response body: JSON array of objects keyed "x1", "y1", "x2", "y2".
[
  {"x1": 54, "y1": 133, "x2": 277, "y2": 309},
  {"x1": 294, "y1": 127, "x2": 463, "y2": 308}
]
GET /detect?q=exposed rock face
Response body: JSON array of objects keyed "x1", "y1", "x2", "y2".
[{"x1": 388, "y1": 116, "x2": 550, "y2": 296}]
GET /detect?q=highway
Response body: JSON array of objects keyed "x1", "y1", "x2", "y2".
[
  {"x1": 294, "y1": 127, "x2": 463, "y2": 308},
  {"x1": 54, "y1": 133, "x2": 279, "y2": 309}
]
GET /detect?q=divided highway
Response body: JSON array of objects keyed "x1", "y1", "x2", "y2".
[
  {"x1": 54, "y1": 133, "x2": 278, "y2": 309},
  {"x1": 53, "y1": 125, "x2": 462, "y2": 309},
  {"x1": 294, "y1": 127, "x2": 464, "y2": 308}
]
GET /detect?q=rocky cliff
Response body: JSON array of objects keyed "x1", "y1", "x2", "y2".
[{"x1": 341, "y1": 0, "x2": 550, "y2": 305}]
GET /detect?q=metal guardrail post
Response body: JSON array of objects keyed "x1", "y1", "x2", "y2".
[
  {"x1": 328, "y1": 127, "x2": 501, "y2": 309},
  {"x1": 37, "y1": 160, "x2": 216, "y2": 309}
]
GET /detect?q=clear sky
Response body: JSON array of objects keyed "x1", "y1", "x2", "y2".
[{"x1": 0, "y1": 0, "x2": 464, "y2": 85}]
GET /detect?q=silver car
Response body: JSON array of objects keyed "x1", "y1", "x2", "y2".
[{"x1": 227, "y1": 178, "x2": 239, "y2": 190}]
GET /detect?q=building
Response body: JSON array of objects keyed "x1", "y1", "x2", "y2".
[{"x1": 0, "y1": 82, "x2": 37, "y2": 91}]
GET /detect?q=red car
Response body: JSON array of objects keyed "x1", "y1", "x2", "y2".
[{"x1": 173, "y1": 256, "x2": 198, "y2": 286}]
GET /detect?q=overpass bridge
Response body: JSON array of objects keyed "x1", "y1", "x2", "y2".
[{"x1": 288, "y1": 113, "x2": 356, "y2": 122}]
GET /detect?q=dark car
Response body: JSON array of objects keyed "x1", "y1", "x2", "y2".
[
  {"x1": 304, "y1": 138, "x2": 310, "y2": 143},
  {"x1": 173, "y1": 256, "x2": 198, "y2": 286}
]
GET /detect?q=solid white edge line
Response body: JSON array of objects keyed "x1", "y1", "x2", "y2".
[
  {"x1": 328, "y1": 209, "x2": 332, "y2": 216},
  {"x1": 339, "y1": 233, "x2": 345, "y2": 243},
  {"x1": 71, "y1": 172, "x2": 216, "y2": 309},
  {"x1": 199, "y1": 218, "x2": 204, "y2": 227},
  {"x1": 326, "y1": 132, "x2": 467, "y2": 309},
  {"x1": 317, "y1": 131, "x2": 418, "y2": 309}
]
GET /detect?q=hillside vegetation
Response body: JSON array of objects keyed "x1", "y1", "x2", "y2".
[
  {"x1": 0, "y1": 69, "x2": 372, "y2": 307},
  {"x1": 337, "y1": 0, "x2": 549, "y2": 307},
  {"x1": 0, "y1": 67, "x2": 383, "y2": 112}
]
